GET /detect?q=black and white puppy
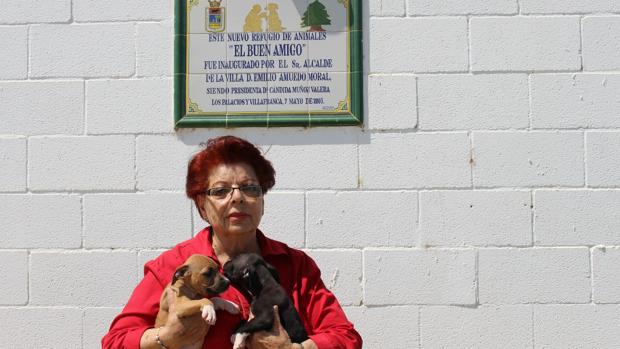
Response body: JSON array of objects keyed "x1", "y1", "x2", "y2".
[{"x1": 223, "y1": 253, "x2": 308, "y2": 349}]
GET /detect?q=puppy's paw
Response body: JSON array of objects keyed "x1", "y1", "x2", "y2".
[
  {"x1": 201, "y1": 304, "x2": 216, "y2": 325},
  {"x1": 231, "y1": 332, "x2": 249, "y2": 349},
  {"x1": 211, "y1": 297, "x2": 240, "y2": 315}
]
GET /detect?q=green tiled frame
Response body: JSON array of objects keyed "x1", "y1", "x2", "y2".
[{"x1": 174, "y1": 0, "x2": 363, "y2": 128}]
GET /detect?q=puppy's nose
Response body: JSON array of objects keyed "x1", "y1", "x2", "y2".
[{"x1": 221, "y1": 276, "x2": 230, "y2": 288}]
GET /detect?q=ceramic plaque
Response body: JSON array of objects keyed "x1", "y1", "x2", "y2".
[{"x1": 174, "y1": 0, "x2": 362, "y2": 127}]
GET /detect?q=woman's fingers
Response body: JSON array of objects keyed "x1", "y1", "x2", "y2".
[
  {"x1": 162, "y1": 286, "x2": 210, "y2": 348},
  {"x1": 246, "y1": 306, "x2": 291, "y2": 349},
  {"x1": 165, "y1": 286, "x2": 177, "y2": 312}
]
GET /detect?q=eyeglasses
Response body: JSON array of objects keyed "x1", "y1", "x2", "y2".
[{"x1": 205, "y1": 185, "x2": 263, "y2": 199}]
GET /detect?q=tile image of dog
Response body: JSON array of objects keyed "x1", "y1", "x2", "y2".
[
  {"x1": 223, "y1": 253, "x2": 309, "y2": 349},
  {"x1": 155, "y1": 254, "x2": 240, "y2": 329}
]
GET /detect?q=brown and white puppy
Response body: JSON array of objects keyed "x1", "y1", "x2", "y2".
[{"x1": 155, "y1": 254, "x2": 239, "y2": 328}]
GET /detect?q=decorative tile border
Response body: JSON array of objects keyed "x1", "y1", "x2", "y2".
[{"x1": 174, "y1": 0, "x2": 362, "y2": 128}]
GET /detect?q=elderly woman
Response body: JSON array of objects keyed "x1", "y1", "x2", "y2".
[{"x1": 102, "y1": 136, "x2": 362, "y2": 349}]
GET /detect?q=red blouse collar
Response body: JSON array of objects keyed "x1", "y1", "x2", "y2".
[{"x1": 198, "y1": 226, "x2": 288, "y2": 261}]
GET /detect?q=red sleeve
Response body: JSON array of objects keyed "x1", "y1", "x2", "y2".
[
  {"x1": 102, "y1": 254, "x2": 179, "y2": 349},
  {"x1": 300, "y1": 254, "x2": 363, "y2": 349}
]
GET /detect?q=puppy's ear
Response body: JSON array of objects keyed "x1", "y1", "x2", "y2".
[
  {"x1": 265, "y1": 262, "x2": 280, "y2": 283},
  {"x1": 172, "y1": 265, "x2": 190, "y2": 285}
]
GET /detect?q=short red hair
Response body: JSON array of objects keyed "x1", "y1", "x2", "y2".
[{"x1": 186, "y1": 136, "x2": 276, "y2": 206}]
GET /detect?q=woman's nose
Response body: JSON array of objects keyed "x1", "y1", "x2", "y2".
[{"x1": 230, "y1": 187, "x2": 244, "y2": 202}]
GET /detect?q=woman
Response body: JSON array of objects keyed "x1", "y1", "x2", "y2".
[{"x1": 102, "y1": 136, "x2": 362, "y2": 349}]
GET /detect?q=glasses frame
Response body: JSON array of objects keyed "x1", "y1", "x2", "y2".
[{"x1": 204, "y1": 184, "x2": 263, "y2": 199}]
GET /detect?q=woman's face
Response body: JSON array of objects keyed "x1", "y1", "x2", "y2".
[{"x1": 200, "y1": 162, "x2": 264, "y2": 237}]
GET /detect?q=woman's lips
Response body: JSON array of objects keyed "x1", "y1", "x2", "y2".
[{"x1": 228, "y1": 212, "x2": 249, "y2": 220}]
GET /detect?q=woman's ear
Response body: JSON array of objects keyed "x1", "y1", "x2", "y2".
[{"x1": 195, "y1": 195, "x2": 209, "y2": 222}]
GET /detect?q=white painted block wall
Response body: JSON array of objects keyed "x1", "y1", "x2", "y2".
[{"x1": 1, "y1": 1, "x2": 620, "y2": 348}]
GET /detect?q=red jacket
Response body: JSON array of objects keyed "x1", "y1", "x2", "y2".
[{"x1": 102, "y1": 227, "x2": 362, "y2": 349}]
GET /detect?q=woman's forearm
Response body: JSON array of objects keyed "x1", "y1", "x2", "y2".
[{"x1": 140, "y1": 327, "x2": 165, "y2": 349}]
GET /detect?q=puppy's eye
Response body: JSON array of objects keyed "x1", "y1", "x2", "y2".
[
  {"x1": 203, "y1": 268, "x2": 215, "y2": 278},
  {"x1": 242, "y1": 269, "x2": 250, "y2": 279}
]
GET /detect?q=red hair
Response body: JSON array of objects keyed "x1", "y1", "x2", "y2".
[{"x1": 186, "y1": 136, "x2": 276, "y2": 205}]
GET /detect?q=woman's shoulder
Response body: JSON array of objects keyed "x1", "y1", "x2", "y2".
[
  {"x1": 260, "y1": 232, "x2": 307, "y2": 259},
  {"x1": 142, "y1": 229, "x2": 211, "y2": 276},
  {"x1": 260, "y1": 233, "x2": 319, "y2": 275}
]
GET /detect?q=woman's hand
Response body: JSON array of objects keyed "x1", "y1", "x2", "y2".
[
  {"x1": 247, "y1": 306, "x2": 294, "y2": 349},
  {"x1": 158, "y1": 286, "x2": 211, "y2": 349}
]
